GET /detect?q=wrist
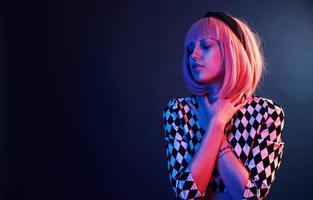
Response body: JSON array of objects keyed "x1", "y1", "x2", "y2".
[
  {"x1": 211, "y1": 117, "x2": 225, "y2": 129},
  {"x1": 217, "y1": 142, "x2": 233, "y2": 159},
  {"x1": 220, "y1": 135, "x2": 229, "y2": 149}
]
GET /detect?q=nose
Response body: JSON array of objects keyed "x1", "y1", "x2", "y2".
[{"x1": 190, "y1": 43, "x2": 201, "y2": 61}]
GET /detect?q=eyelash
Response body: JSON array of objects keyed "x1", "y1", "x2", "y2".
[{"x1": 188, "y1": 46, "x2": 211, "y2": 52}]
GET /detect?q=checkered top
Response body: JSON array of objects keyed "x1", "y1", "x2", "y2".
[{"x1": 162, "y1": 95, "x2": 285, "y2": 200}]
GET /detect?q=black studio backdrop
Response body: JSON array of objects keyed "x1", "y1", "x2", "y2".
[
  {"x1": 2, "y1": 1, "x2": 119, "y2": 200},
  {"x1": 1, "y1": 0, "x2": 313, "y2": 200}
]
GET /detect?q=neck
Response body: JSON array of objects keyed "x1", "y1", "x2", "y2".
[{"x1": 206, "y1": 80, "x2": 223, "y2": 104}]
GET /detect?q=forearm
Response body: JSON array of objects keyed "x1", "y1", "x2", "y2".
[
  {"x1": 217, "y1": 136, "x2": 249, "y2": 199},
  {"x1": 190, "y1": 119, "x2": 224, "y2": 194}
]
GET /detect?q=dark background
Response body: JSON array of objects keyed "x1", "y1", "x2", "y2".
[{"x1": 1, "y1": 0, "x2": 312, "y2": 199}]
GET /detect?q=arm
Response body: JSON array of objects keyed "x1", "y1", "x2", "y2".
[
  {"x1": 217, "y1": 101, "x2": 286, "y2": 200},
  {"x1": 189, "y1": 118, "x2": 224, "y2": 194},
  {"x1": 162, "y1": 99, "x2": 224, "y2": 199},
  {"x1": 163, "y1": 99, "x2": 201, "y2": 199},
  {"x1": 216, "y1": 135, "x2": 249, "y2": 200}
]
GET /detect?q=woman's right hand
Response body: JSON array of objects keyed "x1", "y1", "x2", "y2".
[{"x1": 198, "y1": 93, "x2": 247, "y2": 129}]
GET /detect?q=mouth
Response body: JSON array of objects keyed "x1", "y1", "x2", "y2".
[{"x1": 191, "y1": 64, "x2": 205, "y2": 69}]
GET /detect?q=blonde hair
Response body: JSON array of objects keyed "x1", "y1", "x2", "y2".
[{"x1": 182, "y1": 14, "x2": 265, "y2": 99}]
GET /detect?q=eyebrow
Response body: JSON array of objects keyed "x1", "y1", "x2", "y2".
[{"x1": 188, "y1": 38, "x2": 216, "y2": 45}]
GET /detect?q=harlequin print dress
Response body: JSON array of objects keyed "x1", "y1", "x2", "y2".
[{"x1": 162, "y1": 95, "x2": 285, "y2": 200}]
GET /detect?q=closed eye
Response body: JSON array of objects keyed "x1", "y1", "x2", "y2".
[{"x1": 187, "y1": 44, "x2": 195, "y2": 53}]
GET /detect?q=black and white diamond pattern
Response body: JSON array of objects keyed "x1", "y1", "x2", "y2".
[{"x1": 162, "y1": 95, "x2": 285, "y2": 200}]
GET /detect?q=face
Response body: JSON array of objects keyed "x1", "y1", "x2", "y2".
[{"x1": 187, "y1": 37, "x2": 225, "y2": 84}]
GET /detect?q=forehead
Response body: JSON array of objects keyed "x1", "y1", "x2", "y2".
[{"x1": 184, "y1": 18, "x2": 218, "y2": 46}]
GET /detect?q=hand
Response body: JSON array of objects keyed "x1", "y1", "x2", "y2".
[{"x1": 198, "y1": 93, "x2": 247, "y2": 128}]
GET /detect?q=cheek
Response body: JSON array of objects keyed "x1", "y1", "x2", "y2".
[{"x1": 204, "y1": 50, "x2": 222, "y2": 72}]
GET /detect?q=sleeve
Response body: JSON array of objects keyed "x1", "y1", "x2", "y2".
[
  {"x1": 162, "y1": 99, "x2": 205, "y2": 199},
  {"x1": 242, "y1": 101, "x2": 286, "y2": 200}
]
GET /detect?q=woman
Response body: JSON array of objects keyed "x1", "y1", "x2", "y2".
[{"x1": 162, "y1": 11, "x2": 285, "y2": 200}]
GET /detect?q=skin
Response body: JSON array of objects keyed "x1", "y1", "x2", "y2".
[
  {"x1": 187, "y1": 38, "x2": 249, "y2": 200},
  {"x1": 188, "y1": 38, "x2": 225, "y2": 104}
]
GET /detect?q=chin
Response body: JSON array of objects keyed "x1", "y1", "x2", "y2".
[
  {"x1": 197, "y1": 75, "x2": 212, "y2": 84},
  {"x1": 192, "y1": 71, "x2": 212, "y2": 84},
  {"x1": 195, "y1": 78, "x2": 209, "y2": 84}
]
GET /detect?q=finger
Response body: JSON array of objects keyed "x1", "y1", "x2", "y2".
[
  {"x1": 234, "y1": 98, "x2": 247, "y2": 108},
  {"x1": 231, "y1": 93, "x2": 244, "y2": 104},
  {"x1": 232, "y1": 93, "x2": 246, "y2": 105},
  {"x1": 230, "y1": 95, "x2": 239, "y2": 104}
]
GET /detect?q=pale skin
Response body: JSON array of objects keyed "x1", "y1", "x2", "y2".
[{"x1": 187, "y1": 38, "x2": 249, "y2": 200}]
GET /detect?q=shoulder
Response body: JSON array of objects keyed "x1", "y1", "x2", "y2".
[
  {"x1": 163, "y1": 95, "x2": 196, "y2": 114},
  {"x1": 162, "y1": 96, "x2": 192, "y2": 140},
  {"x1": 163, "y1": 95, "x2": 285, "y2": 122},
  {"x1": 252, "y1": 95, "x2": 285, "y2": 121},
  {"x1": 162, "y1": 98, "x2": 179, "y2": 116}
]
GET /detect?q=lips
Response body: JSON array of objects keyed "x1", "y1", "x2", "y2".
[{"x1": 191, "y1": 64, "x2": 205, "y2": 69}]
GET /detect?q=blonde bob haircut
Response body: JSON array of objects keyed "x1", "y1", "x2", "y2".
[{"x1": 182, "y1": 13, "x2": 265, "y2": 100}]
